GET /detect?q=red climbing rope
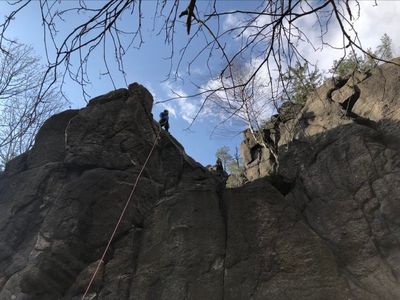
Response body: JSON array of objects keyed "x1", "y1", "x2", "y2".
[{"x1": 81, "y1": 128, "x2": 161, "y2": 300}]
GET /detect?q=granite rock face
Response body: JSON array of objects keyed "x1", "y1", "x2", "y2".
[
  {"x1": 240, "y1": 59, "x2": 400, "y2": 299},
  {"x1": 0, "y1": 83, "x2": 224, "y2": 300},
  {"x1": 1, "y1": 57, "x2": 400, "y2": 300}
]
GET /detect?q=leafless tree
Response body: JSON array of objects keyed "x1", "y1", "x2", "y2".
[
  {"x1": 205, "y1": 59, "x2": 274, "y2": 150},
  {"x1": 0, "y1": 0, "x2": 392, "y2": 125},
  {"x1": 0, "y1": 42, "x2": 65, "y2": 170},
  {"x1": 208, "y1": 60, "x2": 271, "y2": 128}
]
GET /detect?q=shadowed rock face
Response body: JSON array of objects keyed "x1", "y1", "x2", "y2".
[
  {"x1": 0, "y1": 83, "x2": 224, "y2": 300},
  {"x1": 0, "y1": 58, "x2": 400, "y2": 300},
  {"x1": 239, "y1": 59, "x2": 400, "y2": 299}
]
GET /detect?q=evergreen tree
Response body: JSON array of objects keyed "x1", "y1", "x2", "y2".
[
  {"x1": 286, "y1": 62, "x2": 322, "y2": 106},
  {"x1": 331, "y1": 33, "x2": 394, "y2": 78},
  {"x1": 376, "y1": 33, "x2": 393, "y2": 60},
  {"x1": 332, "y1": 52, "x2": 362, "y2": 78}
]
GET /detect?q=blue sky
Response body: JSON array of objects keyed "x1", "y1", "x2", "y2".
[{"x1": 1, "y1": 1, "x2": 400, "y2": 167}]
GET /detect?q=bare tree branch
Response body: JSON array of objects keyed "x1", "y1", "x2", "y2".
[
  {"x1": 0, "y1": 0, "x2": 397, "y2": 134},
  {"x1": 0, "y1": 42, "x2": 66, "y2": 170}
]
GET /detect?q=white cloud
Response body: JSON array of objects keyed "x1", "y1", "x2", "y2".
[
  {"x1": 294, "y1": 1, "x2": 400, "y2": 72},
  {"x1": 222, "y1": 10, "x2": 271, "y2": 40},
  {"x1": 200, "y1": 58, "x2": 277, "y2": 131},
  {"x1": 221, "y1": 2, "x2": 400, "y2": 77},
  {"x1": 156, "y1": 2, "x2": 400, "y2": 128},
  {"x1": 354, "y1": 1, "x2": 400, "y2": 55},
  {"x1": 159, "y1": 81, "x2": 199, "y2": 124},
  {"x1": 199, "y1": 1, "x2": 400, "y2": 130},
  {"x1": 223, "y1": 13, "x2": 239, "y2": 31},
  {"x1": 176, "y1": 98, "x2": 198, "y2": 123}
]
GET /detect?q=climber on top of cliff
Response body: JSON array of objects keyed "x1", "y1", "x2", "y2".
[
  {"x1": 216, "y1": 157, "x2": 223, "y2": 172},
  {"x1": 159, "y1": 109, "x2": 170, "y2": 132}
]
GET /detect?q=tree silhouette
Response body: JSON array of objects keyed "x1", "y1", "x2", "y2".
[{"x1": 0, "y1": 42, "x2": 65, "y2": 169}]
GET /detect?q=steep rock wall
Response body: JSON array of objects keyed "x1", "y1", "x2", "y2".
[
  {"x1": 0, "y1": 83, "x2": 225, "y2": 299},
  {"x1": 0, "y1": 58, "x2": 399, "y2": 300},
  {"x1": 240, "y1": 59, "x2": 400, "y2": 299}
]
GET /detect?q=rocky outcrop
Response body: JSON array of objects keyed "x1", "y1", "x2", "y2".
[
  {"x1": 1, "y1": 57, "x2": 400, "y2": 300},
  {"x1": 240, "y1": 101, "x2": 303, "y2": 180},
  {"x1": 240, "y1": 59, "x2": 400, "y2": 299},
  {"x1": 0, "y1": 83, "x2": 224, "y2": 299}
]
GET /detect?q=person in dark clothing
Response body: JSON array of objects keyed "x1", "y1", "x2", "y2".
[
  {"x1": 159, "y1": 109, "x2": 170, "y2": 132},
  {"x1": 216, "y1": 157, "x2": 223, "y2": 171}
]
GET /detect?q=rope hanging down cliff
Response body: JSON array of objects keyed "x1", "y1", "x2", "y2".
[{"x1": 81, "y1": 127, "x2": 161, "y2": 300}]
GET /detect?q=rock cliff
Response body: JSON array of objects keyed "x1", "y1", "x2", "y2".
[
  {"x1": 240, "y1": 59, "x2": 400, "y2": 299},
  {"x1": 0, "y1": 60, "x2": 399, "y2": 299}
]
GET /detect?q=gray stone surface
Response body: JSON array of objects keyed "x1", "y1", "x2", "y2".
[
  {"x1": 237, "y1": 60, "x2": 400, "y2": 299},
  {"x1": 224, "y1": 178, "x2": 351, "y2": 300},
  {"x1": 1, "y1": 66, "x2": 400, "y2": 299},
  {"x1": 0, "y1": 83, "x2": 223, "y2": 299},
  {"x1": 279, "y1": 122, "x2": 400, "y2": 300}
]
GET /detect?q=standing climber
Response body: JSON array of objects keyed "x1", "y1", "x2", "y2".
[
  {"x1": 159, "y1": 109, "x2": 170, "y2": 132},
  {"x1": 216, "y1": 157, "x2": 223, "y2": 172}
]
